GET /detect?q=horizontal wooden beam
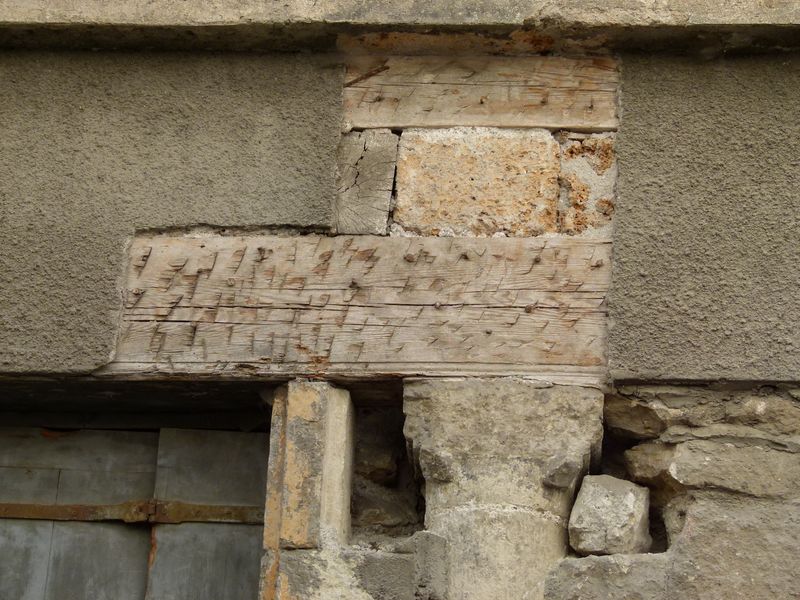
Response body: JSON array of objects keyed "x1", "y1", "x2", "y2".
[
  {"x1": 343, "y1": 55, "x2": 619, "y2": 131},
  {"x1": 107, "y1": 234, "x2": 610, "y2": 385}
]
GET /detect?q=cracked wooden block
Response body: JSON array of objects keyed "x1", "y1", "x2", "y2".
[
  {"x1": 335, "y1": 129, "x2": 398, "y2": 235},
  {"x1": 394, "y1": 128, "x2": 560, "y2": 236}
]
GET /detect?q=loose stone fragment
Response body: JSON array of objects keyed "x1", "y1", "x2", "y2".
[{"x1": 568, "y1": 475, "x2": 652, "y2": 555}]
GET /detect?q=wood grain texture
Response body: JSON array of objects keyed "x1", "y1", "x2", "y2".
[
  {"x1": 343, "y1": 55, "x2": 619, "y2": 131},
  {"x1": 108, "y1": 235, "x2": 611, "y2": 385}
]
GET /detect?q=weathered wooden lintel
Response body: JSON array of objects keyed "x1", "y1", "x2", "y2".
[
  {"x1": 107, "y1": 234, "x2": 610, "y2": 387},
  {"x1": 343, "y1": 55, "x2": 619, "y2": 131}
]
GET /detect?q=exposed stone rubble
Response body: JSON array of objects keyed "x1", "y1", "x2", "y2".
[
  {"x1": 404, "y1": 378, "x2": 604, "y2": 600},
  {"x1": 557, "y1": 132, "x2": 616, "y2": 236},
  {"x1": 351, "y1": 403, "x2": 422, "y2": 540},
  {"x1": 545, "y1": 385, "x2": 800, "y2": 600},
  {"x1": 568, "y1": 475, "x2": 651, "y2": 555}
]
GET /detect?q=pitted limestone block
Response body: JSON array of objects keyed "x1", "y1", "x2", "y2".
[
  {"x1": 335, "y1": 129, "x2": 399, "y2": 235},
  {"x1": 394, "y1": 128, "x2": 560, "y2": 236},
  {"x1": 548, "y1": 494, "x2": 800, "y2": 600},
  {"x1": 274, "y1": 549, "x2": 373, "y2": 600},
  {"x1": 568, "y1": 475, "x2": 652, "y2": 555},
  {"x1": 558, "y1": 133, "x2": 617, "y2": 236},
  {"x1": 626, "y1": 439, "x2": 800, "y2": 501},
  {"x1": 545, "y1": 553, "x2": 669, "y2": 600}
]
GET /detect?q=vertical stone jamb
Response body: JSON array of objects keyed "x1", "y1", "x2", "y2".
[{"x1": 260, "y1": 380, "x2": 355, "y2": 600}]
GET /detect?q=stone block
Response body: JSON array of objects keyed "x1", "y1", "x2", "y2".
[
  {"x1": 607, "y1": 386, "x2": 800, "y2": 448},
  {"x1": 394, "y1": 128, "x2": 560, "y2": 236},
  {"x1": 412, "y1": 531, "x2": 448, "y2": 600},
  {"x1": 626, "y1": 439, "x2": 800, "y2": 500},
  {"x1": 404, "y1": 378, "x2": 603, "y2": 518},
  {"x1": 547, "y1": 494, "x2": 800, "y2": 600},
  {"x1": 545, "y1": 554, "x2": 669, "y2": 600},
  {"x1": 558, "y1": 133, "x2": 617, "y2": 235},
  {"x1": 427, "y1": 507, "x2": 566, "y2": 600},
  {"x1": 263, "y1": 381, "x2": 354, "y2": 552},
  {"x1": 568, "y1": 475, "x2": 652, "y2": 555},
  {"x1": 335, "y1": 129, "x2": 399, "y2": 235},
  {"x1": 273, "y1": 548, "x2": 411, "y2": 600}
]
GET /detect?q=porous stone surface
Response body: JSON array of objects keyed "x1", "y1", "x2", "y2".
[
  {"x1": 394, "y1": 128, "x2": 560, "y2": 236},
  {"x1": 335, "y1": 129, "x2": 399, "y2": 235},
  {"x1": 404, "y1": 378, "x2": 604, "y2": 599},
  {"x1": 627, "y1": 439, "x2": 800, "y2": 502},
  {"x1": 545, "y1": 553, "x2": 669, "y2": 600},
  {"x1": 558, "y1": 133, "x2": 616, "y2": 236},
  {"x1": 568, "y1": 475, "x2": 651, "y2": 555},
  {"x1": 0, "y1": 51, "x2": 341, "y2": 373},
  {"x1": 611, "y1": 54, "x2": 800, "y2": 381}
]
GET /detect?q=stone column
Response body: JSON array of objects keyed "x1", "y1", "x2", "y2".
[{"x1": 403, "y1": 378, "x2": 604, "y2": 600}]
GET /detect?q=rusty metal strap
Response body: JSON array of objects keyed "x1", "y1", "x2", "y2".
[{"x1": 0, "y1": 500, "x2": 264, "y2": 525}]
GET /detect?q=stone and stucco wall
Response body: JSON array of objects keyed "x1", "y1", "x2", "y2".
[{"x1": 0, "y1": 3, "x2": 799, "y2": 600}]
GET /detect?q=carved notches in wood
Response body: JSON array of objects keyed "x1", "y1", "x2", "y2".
[
  {"x1": 343, "y1": 55, "x2": 619, "y2": 131},
  {"x1": 112, "y1": 235, "x2": 610, "y2": 381}
]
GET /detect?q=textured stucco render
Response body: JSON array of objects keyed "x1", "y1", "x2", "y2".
[
  {"x1": 610, "y1": 53, "x2": 800, "y2": 382},
  {"x1": 0, "y1": 50, "x2": 342, "y2": 373}
]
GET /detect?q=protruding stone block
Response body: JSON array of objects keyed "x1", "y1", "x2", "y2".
[
  {"x1": 394, "y1": 128, "x2": 560, "y2": 236},
  {"x1": 335, "y1": 129, "x2": 399, "y2": 235},
  {"x1": 568, "y1": 475, "x2": 652, "y2": 555},
  {"x1": 626, "y1": 440, "x2": 800, "y2": 501}
]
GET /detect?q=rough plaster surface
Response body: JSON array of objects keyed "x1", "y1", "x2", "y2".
[
  {"x1": 610, "y1": 53, "x2": 800, "y2": 382},
  {"x1": 0, "y1": 51, "x2": 342, "y2": 373}
]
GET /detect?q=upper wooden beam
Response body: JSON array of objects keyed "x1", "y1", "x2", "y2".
[
  {"x1": 343, "y1": 55, "x2": 619, "y2": 132},
  {"x1": 106, "y1": 234, "x2": 610, "y2": 386}
]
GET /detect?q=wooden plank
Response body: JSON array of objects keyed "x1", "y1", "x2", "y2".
[
  {"x1": 343, "y1": 55, "x2": 619, "y2": 131},
  {"x1": 109, "y1": 235, "x2": 610, "y2": 385}
]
